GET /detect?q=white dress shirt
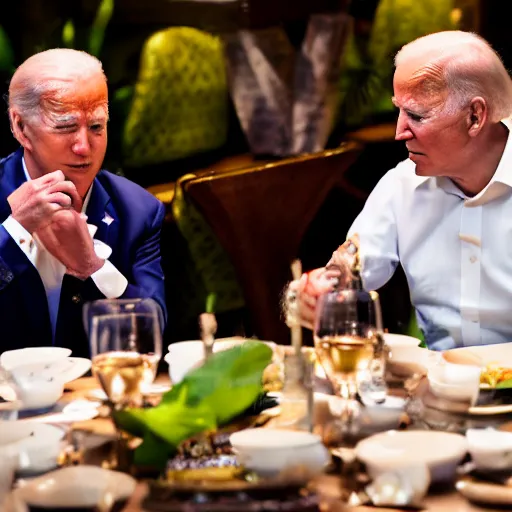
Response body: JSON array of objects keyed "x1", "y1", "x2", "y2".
[
  {"x1": 349, "y1": 118, "x2": 512, "y2": 350},
  {"x1": 2, "y1": 160, "x2": 128, "y2": 340}
]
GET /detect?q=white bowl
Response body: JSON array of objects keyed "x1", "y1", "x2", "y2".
[
  {"x1": 0, "y1": 421, "x2": 64, "y2": 473},
  {"x1": 355, "y1": 430, "x2": 468, "y2": 483},
  {"x1": 427, "y1": 356, "x2": 482, "y2": 407},
  {"x1": 230, "y1": 428, "x2": 329, "y2": 476},
  {"x1": 9, "y1": 465, "x2": 137, "y2": 509},
  {"x1": 165, "y1": 338, "x2": 277, "y2": 384},
  {"x1": 8, "y1": 372, "x2": 64, "y2": 410},
  {"x1": 466, "y1": 428, "x2": 512, "y2": 471},
  {"x1": 383, "y1": 333, "x2": 431, "y2": 366},
  {"x1": 10, "y1": 357, "x2": 92, "y2": 385},
  {"x1": 0, "y1": 347, "x2": 71, "y2": 371}
]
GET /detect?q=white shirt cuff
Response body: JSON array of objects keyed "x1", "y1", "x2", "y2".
[
  {"x1": 91, "y1": 259, "x2": 128, "y2": 298},
  {"x1": 2, "y1": 215, "x2": 35, "y2": 262}
]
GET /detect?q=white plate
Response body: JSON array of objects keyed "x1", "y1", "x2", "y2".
[
  {"x1": 469, "y1": 403, "x2": 512, "y2": 416},
  {"x1": 9, "y1": 465, "x2": 137, "y2": 509},
  {"x1": 19, "y1": 400, "x2": 101, "y2": 424},
  {"x1": 456, "y1": 478, "x2": 512, "y2": 506}
]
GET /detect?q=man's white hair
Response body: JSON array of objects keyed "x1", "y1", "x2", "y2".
[
  {"x1": 8, "y1": 48, "x2": 107, "y2": 123},
  {"x1": 395, "y1": 31, "x2": 512, "y2": 122}
]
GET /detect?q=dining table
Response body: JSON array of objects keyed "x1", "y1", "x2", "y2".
[{"x1": 46, "y1": 374, "x2": 511, "y2": 512}]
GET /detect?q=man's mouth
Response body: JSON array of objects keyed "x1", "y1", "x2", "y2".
[
  {"x1": 407, "y1": 148, "x2": 425, "y2": 156},
  {"x1": 66, "y1": 163, "x2": 92, "y2": 169}
]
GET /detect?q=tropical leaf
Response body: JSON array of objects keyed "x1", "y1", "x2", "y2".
[{"x1": 113, "y1": 341, "x2": 273, "y2": 468}]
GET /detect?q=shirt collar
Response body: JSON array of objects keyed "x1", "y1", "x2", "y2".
[
  {"x1": 413, "y1": 117, "x2": 512, "y2": 206},
  {"x1": 21, "y1": 157, "x2": 93, "y2": 213}
]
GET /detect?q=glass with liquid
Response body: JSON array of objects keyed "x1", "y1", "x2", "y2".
[
  {"x1": 85, "y1": 299, "x2": 163, "y2": 408},
  {"x1": 314, "y1": 286, "x2": 380, "y2": 433}
]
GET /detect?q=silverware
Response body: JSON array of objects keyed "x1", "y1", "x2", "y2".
[{"x1": 199, "y1": 312, "x2": 217, "y2": 361}]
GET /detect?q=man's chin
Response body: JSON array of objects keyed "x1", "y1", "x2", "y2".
[{"x1": 414, "y1": 164, "x2": 436, "y2": 177}]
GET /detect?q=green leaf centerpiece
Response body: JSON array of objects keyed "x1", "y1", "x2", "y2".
[{"x1": 114, "y1": 341, "x2": 273, "y2": 468}]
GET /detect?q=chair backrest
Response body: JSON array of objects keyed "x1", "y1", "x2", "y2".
[{"x1": 184, "y1": 141, "x2": 364, "y2": 344}]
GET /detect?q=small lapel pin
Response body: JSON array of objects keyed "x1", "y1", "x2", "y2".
[{"x1": 102, "y1": 213, "x2": 114, "y2": 226}]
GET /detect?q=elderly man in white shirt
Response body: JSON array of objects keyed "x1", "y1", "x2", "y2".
[{"x1": 289, "y1": 30, "x2": 512, "y2": 350}]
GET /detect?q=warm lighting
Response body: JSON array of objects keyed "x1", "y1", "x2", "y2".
[{"x1": 111, "y1": 374, "x2": 126, "y2": 401}]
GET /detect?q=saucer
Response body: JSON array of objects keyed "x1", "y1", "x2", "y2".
[
  {"x1": 9, "y1": 465, "x2": 137, "y2": 509},
  {"x1": 456, "y1": 477, "x2": 512, "y2": 506}
]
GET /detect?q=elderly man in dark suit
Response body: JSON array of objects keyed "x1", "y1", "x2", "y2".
[{"x1": 0, "y1": 48, "x2": 166, "y2": 358}]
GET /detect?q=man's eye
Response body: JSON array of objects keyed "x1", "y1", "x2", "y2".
[
  {"x1": 407, "y1": 112, "x2": 424, "y2": 122},
  {"x1": 90, "y1": 124, "x2": 105, "y2": 132}
]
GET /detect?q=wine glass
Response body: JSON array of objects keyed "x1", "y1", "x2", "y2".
[
  {"x1": 314, "y1": 283, "x2": 382, "y2": 434},
  {"x1": 83, "y1": 298, "x2": 163, "y2": 408}
]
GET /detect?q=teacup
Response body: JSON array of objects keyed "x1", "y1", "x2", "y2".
[
  {"x1": 0, "y1": 421, "x2": 65, "y2": 474},
  {"x1": 426, "y1": 353, "x2": 482, "y2": 408},
  {"x1": 466, "y1": 428, "x2": 512, "y2": 471},
  {"x1": 0, "y1": 347, "x2": 71, "y2": 372}
]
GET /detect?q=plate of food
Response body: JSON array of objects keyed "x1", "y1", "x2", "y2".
[{"x1": 443, "y1": 343, "x2": 512, "y2": 389}]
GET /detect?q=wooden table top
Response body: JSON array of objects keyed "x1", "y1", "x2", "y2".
[{"x1": 59, "y1": 376, "x2": 504, "y2": 512}]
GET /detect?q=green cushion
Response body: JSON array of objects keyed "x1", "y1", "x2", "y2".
[{"x1": 123, "y1": 27, "x2": 228, "y2": 166}]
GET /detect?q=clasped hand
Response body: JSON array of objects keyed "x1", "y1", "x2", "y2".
[{"x1": 8, "y1": 170, "x2": 104, "y2": 280}]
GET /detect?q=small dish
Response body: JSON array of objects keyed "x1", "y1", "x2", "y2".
[
  {"x1": 355, "y1": 430, "x2": 468, "y2": 483},
  {"x1": 466, "y1": 428, "x2": 512, "y2": 470},
  {"x1": 230, "y1": 428, "x2": 329, "y2": 476},
  {"x1": 0, "y1": 421, "x2": 64, "y2": 473},
  {"x1": 19, "y1": 400, "x2": 101, "y2": 424},
  {"x1": 383, "y1": 333, "x2": 422, "y2": 361},
  {"x1": 456, "y1": 477, "x2": 512, "y2": 506},
  {"x1": 9, "y1": 465, "x2": 137, "y2": 509}
]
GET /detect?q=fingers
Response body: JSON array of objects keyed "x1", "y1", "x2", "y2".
[
  {"x1": 35, "y1": 169, "x2": 66, "y2": 188},
  {"x1": 49, "y1": 192, "x2": 74, "y2": 209},
  {"x1": 47, "y1": 181, "x2": 82, "y2": 211}
]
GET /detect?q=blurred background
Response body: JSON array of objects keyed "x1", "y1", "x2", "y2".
[{"x1": 0, "y1": 0, "x2": 504, "y2": 347}]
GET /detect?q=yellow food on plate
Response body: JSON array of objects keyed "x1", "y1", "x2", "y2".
[
  {"x1": 480, "y1": 363, "x2": 512, "y2": 387},
  {"x1": 166, "y1": 465, "x2": 243, "y2": 482}
]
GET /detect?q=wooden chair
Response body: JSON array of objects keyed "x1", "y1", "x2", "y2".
[{"x1": 183, "y1": 141, "x2": 365, "y2": 345}]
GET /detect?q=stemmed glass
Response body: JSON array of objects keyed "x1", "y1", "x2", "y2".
[
  {"x1": 83, "y1": 298, "x2": 163, "y2": 409},
  {"x1": 314, "y1": 281, "x2": 383, "y2": 434}
]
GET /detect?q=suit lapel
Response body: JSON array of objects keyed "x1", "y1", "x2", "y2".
[
  {"x1": 0, "y1": 148, "x2": 53, "y2": 343},
  {"x1": 85, "y1": 174, "x2": 118, "y2": 247},
  {"x1": 0, "y1": 148, "x2": 27, "y2": 221}
]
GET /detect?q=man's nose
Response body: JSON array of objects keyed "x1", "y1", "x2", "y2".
[
  {"x1": 71, "y1": 127, "x2": 92, "y2": 155},
  {"x1": 395, "y1": 111, "x2": 413, "y2": 141}
]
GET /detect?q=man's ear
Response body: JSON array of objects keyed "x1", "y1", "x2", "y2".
[
  {"x1": 9, "y1": 110, "x2": 32, "y2": 150},
  {"x1": 467, "y1": 97, "x2": 487, "y2": 137}
]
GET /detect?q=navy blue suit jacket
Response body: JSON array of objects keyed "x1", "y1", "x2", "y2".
[{"x1": 0, "y1": 149, "x2": 167, "y2": 358}]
